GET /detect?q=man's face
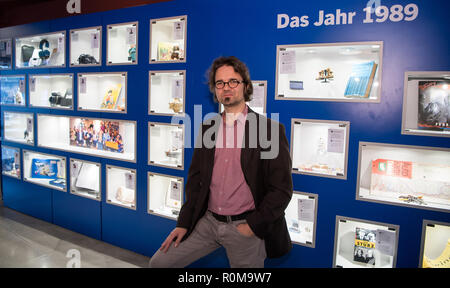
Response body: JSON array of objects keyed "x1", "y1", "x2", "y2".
[{"x1": 214, "y1": 65, "x2": 245, "y2": 108}]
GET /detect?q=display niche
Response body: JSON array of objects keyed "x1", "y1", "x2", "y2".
[
  {"x1": 419, "y1": 220, "x2": 450, "y2": 268},
  {"x1": 291, "y1": 119, "x2": 349, "y2": 179},
  {"x1": 70, "y1": 26, "x2": 102, "y2": 67},
  {"x1": 150, "y1": 15, "x2": 186, "y2": 63},
  {"x1": 148, "y1": 122, "x2": 184, "y2": 170},
  {"x1": 3, "y1": 111, "x2": 34, "y2": 145},
  {"x1": 106, "y1": 165, "x2": 136, "y2": 210},
  {"x1": 148, "y1": 172, "x2": 184, "y2": 220},
  {"x1": 0, "y1": 75, "x2": 25, "y2": 106},
  {"x1": 1, "y1": 145, "x2": 21, "y2": 179},
  {"x1": 23, "y1": 149, "x2": 67, "y2": 191},
  {"x1": 37, "y1": 114, "x2": 136, "y2": 162},
  {"x1": 276, "y1": 41, "x2": 382, "y2": 102},
  {"x1": 78, "y1": 72, "x2": 127, "y2": 113},
  {"x1": 15, "y1": 31, "x2": 65, "y2": 68},
  {"x1": 356, "y1": 142, "x2": 450, "y2": 213},
  {"x1": 285, "y1": 191, "x2": 318, "y2": 248},
  {"x1": 0, "y1": 39, "x2": 13, "y2": 69},
  {"x1": 29, "y1": 74, "x2": 73, "y2": 109},
  {"x1": 333, "y1": 216, "x2": 399, "y2": 268},
  {"x1": 149, "y1": 70, "x2": 185, "y2": 116},
  {"x1": 219, "y1": 81, "x2": 267, "y2": 115},
  {"x1": 70, "y1": 158, "x2": 101, "y2": 201},
  {"x1": 402, "y1": 71, "x2": 450, "y2": 138},
  {"x1": 107, "y1": 21, "x2": 138, "y2": 65}
]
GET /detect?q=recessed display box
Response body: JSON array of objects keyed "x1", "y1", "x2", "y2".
[
  {"x1": 107, "y1": 21, "x2": 138, "y2": 65},
  {"x1": 285, "y1": 191, "x2": 318, "y2": 248},
  {"x1": 150, "y1": 15, "x2": 187, "y2": 63},
  {"x1": 219, "y1": 80, "x2": 267, "y2": 115},
  {"x1": 23, "y1": 149, "x2": 67, "y2": 191},
  {"x1": 77, "y1": 72, "x2": 127, "y2": 113},
  {"x1": 333, "y1": 216, "x2": 399, "y2": 268},
  {"x1": 106, "y1": 165, "x2": 136, "y2": 210},
  {"x1": 0, "y1": 75, "x2": 26, "y2": 106},
  {"x1": 70, "y1": 26, "x2": 102, "y2": 67},
  {"x1": 356, "y1": 142, "x2": 450, "y2": 213},
  {"x1": 149, "y1": 70, "x2": 185, "y2": 116},
  {"x1": 37, "y1": 114, "x2": 136, "y2": 162},
  {"x1": 15, "y1": 31, "x2": 65, "y2": 68},
  {"x1": 29, "y1": 74, "x2": 73, "y2": 109},
  {"x1": 419, "y1": 220, "x2": 450, "y2": 268},
  {"x1": 290, "y1": 119, "x2": 350, "y2": 179},
  {"x1": 0, "y1": 38, "x2": 13, "y2": 70},
  {"x1": 402, "y1": 71, "x2": 450, "y2": 138},
  {"x1": 148, "y1": 172, "x2": 184, "y2": 220},
  {"x1": 3, "y1": 111, "x2": 34, "y2": 145},
  {"x1": 1, "y1": 145, "x2": 21, "y2": 179},
  {"x1": 70, "y1": 158, "x2": 101, "y2": 201},
  {"x1": 276, "y1": 41, "x2": 383, "y2": 102},
  {"x1": 148, "y1": 122, "x2": 184, "y2": 170}
]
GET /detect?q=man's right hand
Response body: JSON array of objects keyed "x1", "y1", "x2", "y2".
[{"x1": 160, "y1": 227, "x2": 187, "y2": 253}]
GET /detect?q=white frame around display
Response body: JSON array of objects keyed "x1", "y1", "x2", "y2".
[
  {"x1": 147, "y1": 171, "x2": 184, "y2": 220},
  {"x1": 106, "y1": 21, "x2": 138, "y2": 66},
  {"x1": 148, "y1": 70, "x2": 186, "y2": 116},
  {"x1": 69, "y1": 158, "x2": 101, "y2": 201},
  {"x1": 28, "y1": 73, "x2": 74, "y2": 110},
  {"x1": 0, "y1": 38, "x2": 13, "y2": 70},
  {"x1": 149, "y1": 15, "x2": 187, "y2": 64},
  {"x1": 69, "y1": 26, "x2": 102, "y2": 67},
  {"x1": 106, "y1": 164, "x2": 136, "y2": 210},
  {"x1": 148, "y1": 122, "x2": 184, "y2": 170},
  {"x1": 0, "y1": 74, "x2": 26, "y2": 106},
  {"x1": 1, "y1": 145, "x2": 21, "y2": 179},
  {"x1": 219, "y1": 80, "x2": 267, "y2": 115},
  {"x1": 356, "y1": 141, "x2": 450, "y2": 213},
  {"x1": 2, "y1": 111, "x2": 34, "y2": 145},
  {"x1": 419, "y1": 220, "x2": 450, "y2": 268}
]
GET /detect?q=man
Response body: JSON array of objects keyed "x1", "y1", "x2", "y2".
[{"x1": 149, "y1": 56, "x2": 293, "y2": 268}]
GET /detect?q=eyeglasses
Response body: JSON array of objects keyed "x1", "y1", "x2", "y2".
[{"x1": 215, "y1": 79, "x2": 244, "y2": 89}]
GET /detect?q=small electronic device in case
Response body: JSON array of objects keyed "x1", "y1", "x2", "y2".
[{"x1": 290, "y1": 80, "x2": 304, "y2": 90}]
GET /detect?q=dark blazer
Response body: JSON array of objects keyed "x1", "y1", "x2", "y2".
[{"x1": 177, "y1": 107, "x2": 293, "y2": 258}]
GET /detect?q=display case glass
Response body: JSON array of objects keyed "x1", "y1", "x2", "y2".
[
  {"x1": 291, "y1": 119, "x2": 349, "y2": 179},
  {"x1": 23, "y1": 149, "x2": 66, "y2": 191},
  {"x1": 29, "y1": 74, "x2": 73, "y2": 109},
  {"x1": 0, "y1": 39, "x2": 13, "y2": 70},
  {"x1": 333, "y1": 216, "x2": 399, "y2": 268},
  {"x1": 37, "y1": 114, "x2": 136, "y2": 162},
  {"x1": 150, "y1": 15, "x2": 187, "y2": 63},
  {"x1": 219, "y1": 80, "x2": 267, "y2": 115},
  {"x1": 107, "y1": 22, "x2": 138, "y2": 65},
  {"x1": 70, "y1": 26, "x2": 102, "y2": 67},
  {"x1": 3, "y1": 111, "x2": 34, "y2": 145},
  {"x1": 15, "y1": 31, "x2": 65, "y2": 68},
  {"x1": 285, "y1": 191, "x2": 318, "y2": 247},
  {"x1": 1, "y1": 145, "x2": 21, "y2": 179},
  {"x1": 356, "y1": 142, "x2": 450, "y2": 213},
  {"x1": 77, "y1": 72, "x2": 127, "y2": 113},
  {"x1": 148, "y1": 172, "x2": 184, "y2": 220},
  {"x1": 276, "y1": 42, "x2": 382, "y2": 102},
  {"x1": 419, "y1": 220, "x2": 450, "y2": 268},
  {"x1": 402, "y1": 71, "x2": 450, "y2": 138},
  {"x1": 148, "y1": 122, "x2": 184, "y2": 170},
  {"x1": 149, "y1": 70, "x2": 185, "y2": 116},
  {"x1": 106, "y1": 165, "x2": 136, "y2": 210},
  {"x1": 70, "y1": 158, "x2": 101, "y2": 201},
  {"x1": 0, "y1": 75, "x2": 26, "y2": 106}
]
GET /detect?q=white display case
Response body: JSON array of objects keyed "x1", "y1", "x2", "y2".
[
  {"x1": 401, "y1": 71, "x2": 450, "y2": 138},
  {"x1": 29, "y1": 74, "x2": 73, "y2": 109},
  {"x1": 290, "y1": 119, "x2": 350, "y2": 179},
  {"x1": 285, "y1": 191, "x2": 318, "y2": 248},
  {"x1": 219, "y1": 80, "x2": 267, "y2": 115},
  {"x1": 107, "y1": 21, "x2": 138, "y2": 65},
  {"x1": 356, "y1": 142, "x2": 450, "y2": 213},
  {"x1": 0, "y1": 75, "x2": 26, "y2": 106},
  {"x1": 106, "y1": 165, "x2": 136, "y2": 210},
  {"x1": 15, "y1": 31, "x2": 65, "y2": 68},
  {"x1": 70, "y1": 158, "x2": 101, "y2": 201},
  {"x1": 148, "y1": 172, "x2": 184, "y2": 220},
  {"x1": 150, "y1": 15, "x2": 187, "y2": 63},
  {"x1": 276, "y1": 41, "x2": 382, "y2": 102},
  {"x1": 148, "y1": 122, "x2": 184, "y2": 170},
  {"x1": 1, "y1": 145, "x2": 21, "y2": 179},
  {"x1": 23, "y1": 149, "x2": 66, "y2": 191},
  {"x1": 37, "y1": 114, "x2": 136, "y2": 162},
  {"x1": 3, "y1": 111, "x2": 34, "y2": 145},
  {"x1": 70, "y1": 26, "x2": 102, "y2": 67},
  {"x1": 333, "y1": 216, "x2": 399, "y2": 268},
  {"x1": 0, "y1": 38, "x2": 13, "y2": 70},
  {"x1": 419, "y1": 220, "x2": 450, "y2": 268},
  {"x1": 77, "y1": 72, "x2": 127, "y2": 113},
  {"x1": 149, "y1": 70, "x2": 185, "y2": 116}
]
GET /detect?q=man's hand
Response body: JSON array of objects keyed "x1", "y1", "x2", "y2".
[
  {"x1": 236, "y1": 223, "x2": 255, "y2": 237},
  {"x1": 160, "y1": 227, "x2": 187, "y2": 253}
]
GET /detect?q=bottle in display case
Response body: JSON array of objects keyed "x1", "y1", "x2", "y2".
[
  {"x1": 15, "y1": 31, "x2": 65, "y2": 68},
  {"x1": 148, "y1": 172, "x2": 184, "y2": 220},
  {"x1": 70, "y1": 26, "x2": 101, "y2": 66},
  {"x1": 107, "y1": 22, "x2": 138, "y2": 65},
  {"x1": 150, "y1": 16, "x2": 187, "y2": 63}
]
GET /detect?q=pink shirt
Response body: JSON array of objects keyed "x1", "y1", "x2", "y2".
[{"x1": 208, "y1": 105, "x2": 255, "y2": 216}]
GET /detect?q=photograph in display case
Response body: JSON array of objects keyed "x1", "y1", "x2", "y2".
[
  {"x1": 1, "y1": 145, "x2": 21, "y2": 178},
  {"x1": 148, "y1": 122, "x2": 184, "y2": 170},
  {"x1": 276, "y1": 41, "x2": 382, "y2": 102},
  {"x1": 23, "y1": 150, "x2": 66, "y2": 191},
  {"x1": 285, "y1": 191, "x2": 318, "y2": 247},
  {"x1": 0, "y1": 75, "x2": 25, "y2": 106},
  {"x1": 333, "y1": 216, "x2": 399, "y2": 268},
  {"x1": 70, "y1": 26, "x2": 101, "y2": 66},
  {"x1": 148, "y1": 172, "x2": 184, "y2": 220},
  {"x1": 15, "y1": 31, "x2": 65, "y2": 68},
  {"x1": 70, "y1": 118, "x2": 123, "y2": 153},
  {"x1": 150, "y1": 16, "x2": 186, "y2": 63},
  {"x1": 29, "y1": 74, "x2": 73, "y2": 109},
  {"x1": 70, "y1": 159, "x2": 101, "y2": 200},
  {"x1": 219, "y1": 81, "x2": 267, "y2": 115},
  {"x1": 107, "y1": 22, "x2": 138, "y2": 65},
  {"x1": 149, "y1": 70, "x2": 185, "y2": 115},
  {"x1": 106, "y1": 165, "x2": 136, "y2": 210},
  {"x1": 3, "y1": 111, "x2": 34, "y2": 144},
  {"x1": 0, "y1": 39, "x2": 12, "y2": 69},
  {"x1": 419, "y1": 220, "x2": 450, "y2": 268},
  {"x1": 356, "y1": 142, "x2": 450, "y2": 213}
]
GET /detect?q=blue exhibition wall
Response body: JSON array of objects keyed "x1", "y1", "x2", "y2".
[{"x1": 0, "y1": 0, "x2": 449, "y2": 268}]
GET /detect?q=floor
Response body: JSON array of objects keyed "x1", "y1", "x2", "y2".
[{"x1": 0, "y1": 200, "x2": 151, "y2": 268}]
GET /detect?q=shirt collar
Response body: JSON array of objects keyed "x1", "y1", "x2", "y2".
[{"x1": 222, "y1": 105, "x2": 248, "y2": 125}]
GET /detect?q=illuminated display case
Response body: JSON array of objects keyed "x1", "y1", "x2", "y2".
[
  {"x1": 150, "y1": 15, "x2": 187, "y2": 63},
  {"x1": 1, "y1": 145, "x2": 21, "y2": 179},
  {"x1": 70, "y1": 158, "x2": 101, "y2": 201},
  {"x1": 0, "y1": 38, "x2": 13, "y2": 70},
  {"x1": 3, "y1": 111, "x2": 34, "y2": 145},
  {"x1": 23, "y1": 149, "x2": 66, "y2": 191},
  {"x1": 419, "y1": 220, "x2": 450, "y2": 268},
  {"x1": 107, "y1": 21, "x2": 138, "y2": 65},
  {"x1": 149, "y1": 70, "x2": 185, "y2": 116},
  {"x1": 15, "y1": 31, "x2": 65, "y2": 68},
  {"x1": 70, "y1": 26, "x2": 102, "y2": 67},
  {"x1": 0, "y1": 75, "x2": 26, "y2": 106},
  {"x1": 106, "y1": 165, "x2": 136, "y2": 210},
  {"x1": 29, "y1": 74, "x2": 73, "y2": 109},
  {"x1": 148, "y1": 122, "x2": 184, "y2": 170},
  {"x1": 148, "y1": 172, "x2": 184, "y2": 220}
]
